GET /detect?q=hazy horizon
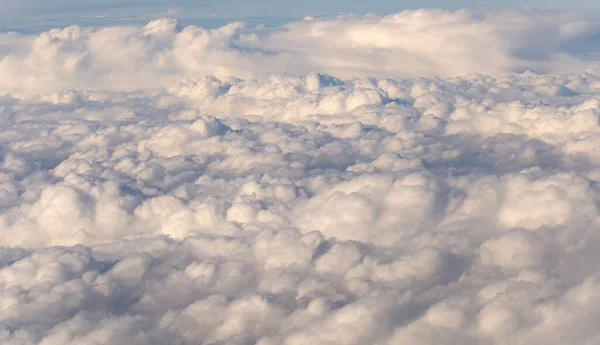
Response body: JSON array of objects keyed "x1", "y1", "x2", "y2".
[{"x1": 2, "y1": 0, "x2": 600, "y2": 32}]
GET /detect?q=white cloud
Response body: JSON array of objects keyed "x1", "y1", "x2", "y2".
[
  {"x1": 2, "y1": 8, "x2": 600, "y2": 345},
  {"x1": 2, "y1": 9, "x2": 600, "y2": 97}
]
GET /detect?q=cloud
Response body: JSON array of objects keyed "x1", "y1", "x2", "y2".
[
  {"x1": 2, "y1": 8, "x2": 600, "y2": 345},
  {"x1": 2, "y1": 9, "x2": 600, "y2": 97}
]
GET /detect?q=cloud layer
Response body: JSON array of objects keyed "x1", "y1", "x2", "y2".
[
  {"x1": 2, "y1": 8, "x2": 600, "y2": 345},
  {"x1": 3, "y1": 9, "x2": 600, "y2": 96}
]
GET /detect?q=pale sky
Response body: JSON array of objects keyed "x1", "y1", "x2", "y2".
[
  {"x1": 1, "y1": 0, "x2": 600, "y2": 32},
  {"x1": 3, "y1": 0, "x2": 600, "y2": 17}
]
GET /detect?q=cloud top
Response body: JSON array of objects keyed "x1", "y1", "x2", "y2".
[
  {"x1": 2, "y1": 8, "x2": 600, "y2": 345},
  {"x1": 2, "y1": 9, "x2": 600, "y2": 96}
]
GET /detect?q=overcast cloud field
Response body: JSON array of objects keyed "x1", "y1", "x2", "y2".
[{"x1": 2, "y1": 6, "x2": 600, "y2": 345}]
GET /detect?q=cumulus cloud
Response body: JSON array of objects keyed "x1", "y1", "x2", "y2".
[
  {"x1": 2, "y1": 8, "x2": 600, "y2": 345},
  {"x1": 2, "y1": 9, "x2": 600, "y2": 96}
]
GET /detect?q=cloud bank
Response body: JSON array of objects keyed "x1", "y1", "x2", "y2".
[
  {"x1": 2, "y1": 9, "x2": 600, "y2": 96},
  {"x1": 1, "y1": 8, "x2": 600, "y2": 345}
]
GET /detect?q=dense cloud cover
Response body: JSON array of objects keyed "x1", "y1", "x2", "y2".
[
  {"x1": 1, "y1": 8, "x2": 600, "y2": 345},
  {"x1": 3, "y1": 9, "x2": 600, "y2": 96}
]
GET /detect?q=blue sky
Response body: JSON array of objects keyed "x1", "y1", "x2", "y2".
[
  {"x1": 2, "y1": 0, "x2": 600, "y2": 32},
  {"x1": 4, "y1": 0, "x2": 600, "y2": 15}
]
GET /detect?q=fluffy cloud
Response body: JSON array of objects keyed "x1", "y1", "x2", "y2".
[
  {"x1": 1, "y1": 8, "x2": 600, "y2": 345},
  {"x1": 3, "y1": 9, "x2": 600, "y2": 96}
]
